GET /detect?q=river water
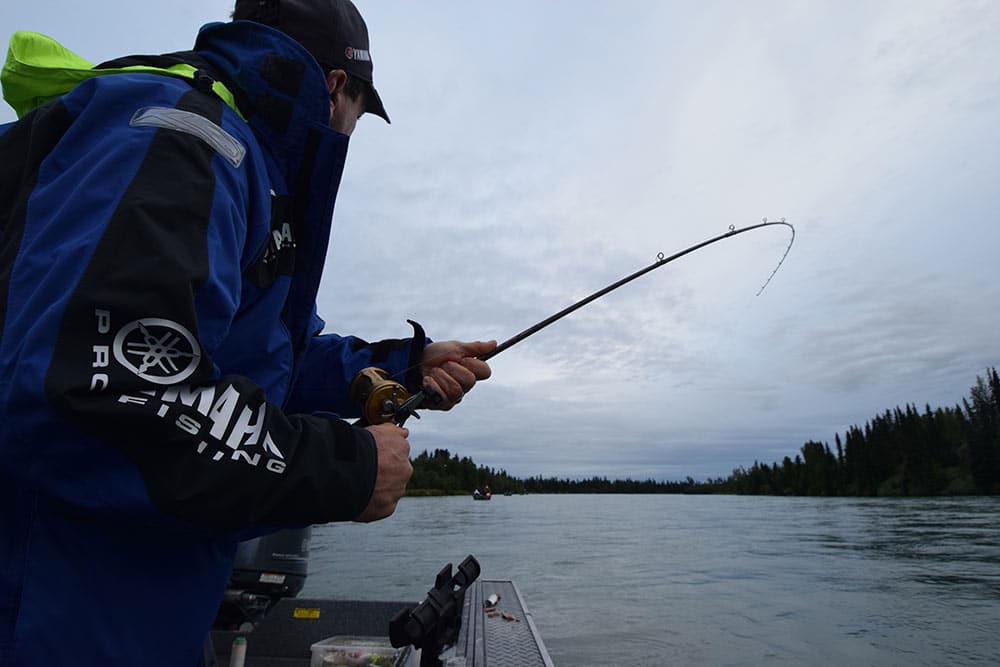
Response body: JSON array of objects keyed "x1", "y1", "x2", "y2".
[{"x1": 302, "y1": 495, "x2": 1000, "y2": 665}]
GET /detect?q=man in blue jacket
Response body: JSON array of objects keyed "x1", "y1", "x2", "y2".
[{"x1": 0, "y1": 1, "x2": 495, "y2": 664}]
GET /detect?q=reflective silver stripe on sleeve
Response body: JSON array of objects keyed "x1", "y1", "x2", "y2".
[{"x1": 130, "y1": 107, "x2": 246, "y2": 168}]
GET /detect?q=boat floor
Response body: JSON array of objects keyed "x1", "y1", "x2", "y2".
[{"x1": 208, "y1": 579, "x2": 553, "y2": 666}]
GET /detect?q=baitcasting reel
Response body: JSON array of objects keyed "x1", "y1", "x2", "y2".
[{"x1": 350, "y1": 367, "x2": 422, "y2": 425}]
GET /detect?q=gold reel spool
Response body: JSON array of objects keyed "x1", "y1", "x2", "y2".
[{"x1": 349, "y1": 367, "x2": 411, "y2": 425}]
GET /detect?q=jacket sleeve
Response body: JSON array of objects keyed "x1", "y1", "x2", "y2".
[
  {"x1": 40, "y1": 80, "x2": 377, "y2": 531},
  {"x1": 285, "y1": 313, "x2": 429, "y2": 416}
]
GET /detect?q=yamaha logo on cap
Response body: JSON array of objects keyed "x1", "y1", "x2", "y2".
[{"x1": 345, "y1": 46, "x2": 371, "y2": 62}]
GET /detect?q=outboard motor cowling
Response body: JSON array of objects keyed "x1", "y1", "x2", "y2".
[{"x1": 213, "y1": 527, "x2": 311, "y2": 630}]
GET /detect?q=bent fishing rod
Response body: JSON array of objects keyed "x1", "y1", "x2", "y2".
[{"x1": 351, "y1": 218, "x2": 795, "y2": 425}]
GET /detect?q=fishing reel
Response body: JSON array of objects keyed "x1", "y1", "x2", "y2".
[{"x1": 350, "y1": 367, "x2": 423, "y2": 425}]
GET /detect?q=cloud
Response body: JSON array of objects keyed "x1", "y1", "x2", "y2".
[{"x1": 4, "y1": 0, "x2": 999, "y2": 481}]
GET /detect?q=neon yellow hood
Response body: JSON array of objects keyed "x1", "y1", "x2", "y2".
[{"x1": 2, "y1": 31, "x2": 243, "y2": 119}]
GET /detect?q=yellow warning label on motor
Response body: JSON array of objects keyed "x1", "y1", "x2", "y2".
[{"x1": 293, "y1": 607, "x2": 321, "y2": 619}]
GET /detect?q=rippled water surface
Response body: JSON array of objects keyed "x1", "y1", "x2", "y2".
[{"x1": 302, "y1": 495, "x2": 1000, "y2": 665}]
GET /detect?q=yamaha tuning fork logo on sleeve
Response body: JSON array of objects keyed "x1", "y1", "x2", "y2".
[
  {"x1": 91, "y1": 308, "x2": 202, "y2": 388},
  {"x1": 112, "y1": 317, "x2": 202, "y2": 384}
]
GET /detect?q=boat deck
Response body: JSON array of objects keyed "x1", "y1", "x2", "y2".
[
  {"x1": 456, "y1": 579, "x2": 554, "y2": 667},
  {"x1": 207, "y1": 579, "x2": 553, "y2": 666}
]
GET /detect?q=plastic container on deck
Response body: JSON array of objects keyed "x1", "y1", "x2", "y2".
[{"x1": 309, "y1": 635, "x2": 407, "y2": 667}]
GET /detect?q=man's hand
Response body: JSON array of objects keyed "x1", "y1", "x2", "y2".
[
  {"x1": 420, "y1": 340, "x2": 497, "y2": 410},
  {"x1": 355, "y1": 423, "x2": 413, "y2": 522}
]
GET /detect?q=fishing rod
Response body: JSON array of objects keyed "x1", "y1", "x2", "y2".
[{"x1": 351, "y1": 218, "x2": 795, "y2": 425}]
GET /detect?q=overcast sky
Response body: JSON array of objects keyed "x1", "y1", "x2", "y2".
[{"x1": 4, "y1": 1, "x2": 998, "y2": 480}]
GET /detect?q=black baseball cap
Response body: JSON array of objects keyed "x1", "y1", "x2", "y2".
[{"x1": 233, "y1": 0, "x2": 390, "y2": 123}]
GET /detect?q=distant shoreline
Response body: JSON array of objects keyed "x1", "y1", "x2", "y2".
[{"x1": 408, "y1": 367, "x2": 1000, "y2": 498}]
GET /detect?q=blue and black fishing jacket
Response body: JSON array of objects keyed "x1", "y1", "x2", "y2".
[{"x1": 0, "y1": 21, "x2": 424, "y2": 666}]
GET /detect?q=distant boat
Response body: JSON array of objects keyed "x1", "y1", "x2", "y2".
[{"x1": 473, "y1": 486, "x2": 492, "y2": 500}]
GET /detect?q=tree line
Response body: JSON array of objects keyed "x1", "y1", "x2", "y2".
[
  {"x1": 408, "y1": 450, "x2": 727, "y2": 495},
  {"x1": 408, "y1": 449, "x2": 522, "y2": 495},
  {"x1": 725, "y1": 368, "x2": 1000, "y2": 496},
  {"x1": 409, "y1": 368, "x2": 1000, "y2": 496}
]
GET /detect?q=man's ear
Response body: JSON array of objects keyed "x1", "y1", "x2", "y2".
[{"x1": 326, "y1": 69, "x2": 349, "y2": 99}]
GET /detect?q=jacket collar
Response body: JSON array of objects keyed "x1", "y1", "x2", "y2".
[{"x1": 194, "y1": 21, "x2": 340, "y2": 175}]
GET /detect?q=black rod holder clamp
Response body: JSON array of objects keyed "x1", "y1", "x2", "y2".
[{"x1": 389, "y1": 555, "x2": 481, "y2": 666}]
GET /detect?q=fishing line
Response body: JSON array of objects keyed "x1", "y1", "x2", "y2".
[
  {"x1": 754, "y1": 218, "x2": 795, "y2": 297},
  {"x1": 375, "y1": 219, "x2": 795, "y2": 423}
]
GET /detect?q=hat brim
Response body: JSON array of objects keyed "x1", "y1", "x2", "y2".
[{"x1": 364, "y1": 82, "x2": 390, "y2": 124}]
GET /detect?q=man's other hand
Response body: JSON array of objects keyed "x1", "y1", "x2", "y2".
[
  {"x1": 420, "y1": 340, "x2": 496, "y2": 410},
  {"x1": 355, "y1": 423, "x2": 412, "y2": 522}
]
